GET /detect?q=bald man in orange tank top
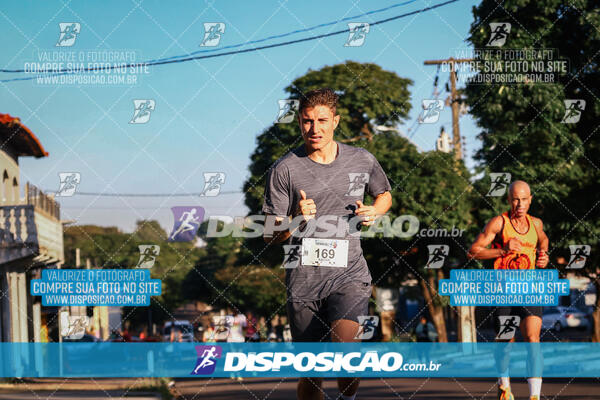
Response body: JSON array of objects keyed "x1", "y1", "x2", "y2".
[{"x1": 468, "y1": 180, "x2": 549, "y2": 400}]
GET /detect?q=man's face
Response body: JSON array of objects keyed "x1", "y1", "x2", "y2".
[
  {"x1": 298, "y1": 105, "x2": 340, "y2": 151},
  {"x1": 508, "y1": 186, "x2": 531, "y2": 217}
]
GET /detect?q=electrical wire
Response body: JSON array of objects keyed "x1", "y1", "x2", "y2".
[
  {"x1": 2, "y1": 0, "x2": 421, "y2": 74},
  {"x1": 46, "y1": 190, "x2": 243, "y2": 197},
  {"x1": 1, "y1": 0, "x2": 460, "y2": 83}
]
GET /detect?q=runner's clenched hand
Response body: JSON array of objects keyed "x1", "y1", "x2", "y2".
[
  {"x1": 355, "y1": 200, "x2": 377, "y2": 226},
  {"x1": 536, "y1": 249, "x2": 549, "y2": 268},
  {"x1": 297, "y1": 189, "x2": 316, "y2": 221},
  {"x1": 504, "y1": 237, "x2": 522, "y2": 253}
]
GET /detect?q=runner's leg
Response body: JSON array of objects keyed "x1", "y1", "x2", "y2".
[
  {"x1": 328, "y1": 280, "x2": 372, "y2": 398},
  {"x1": 288, "y1": 299, "x2": 329, "y2": 400},
  {"x1": 494, "y1": 307, "x2": 516, "y2": 400},
  {"x1": 520, "y1": 309, "x2": 542, "y2": 343},
  {"x1": 331, "y1": 319, "x2": 361, "y2": 397},
  {"x1": 297, "y1": 377, "x2": 324, "y2": 400},
  {"x1": 521, "y1": 308, "x2": 543, "y2": 398}
]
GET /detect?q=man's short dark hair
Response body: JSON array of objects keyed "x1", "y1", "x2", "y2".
[{"x1": 298, "y1": 88, "x2": 338, "y2": 116}]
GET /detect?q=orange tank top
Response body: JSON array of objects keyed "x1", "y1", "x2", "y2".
[{"x1": 492, "y1": 212, "x2": 538, "y2": 269}]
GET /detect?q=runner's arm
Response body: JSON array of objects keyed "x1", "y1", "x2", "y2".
[
  {"x1": 532, "y1": 217, "x2": 549, "y2": 268},
  {"x1": 531, "y1": 217, "x2": 549, "y2": 251},
  {"x1": 372, "y1": 191, "x2": 392, "y2": 215},
  {"x1": 263, "y1": 214, "x2": 307, "y2": 244},
  {"x1": 467, "y1": 216, "x2": 507, "y2": 260}
]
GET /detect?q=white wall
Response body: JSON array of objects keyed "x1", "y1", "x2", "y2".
[{"x1": 0, "y1": 149, "x2": 20, "y2": 204}]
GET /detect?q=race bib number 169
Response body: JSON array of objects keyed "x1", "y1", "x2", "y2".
[{"x1": 301, "y1": 238, "x2": 349, "y2": 267}]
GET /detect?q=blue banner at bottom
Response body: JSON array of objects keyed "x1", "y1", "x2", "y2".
[{"x1": 0, "y1": 342, "x2": 599, "y2": 378}]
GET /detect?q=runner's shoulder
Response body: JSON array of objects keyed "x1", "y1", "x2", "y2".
[
  {"x1": 487, "y1": 214, "x2": 505, "y2": 232},
  {"x1": 338, "y1": 142, "x2": 378, "y2": 163},
  {"x1": 529, "y1": 215, "x2": 544, "y2": 229},
  {"x1": 339, "y1": 141, "x2": 370, "y2": 156},
  {"x1": 269, "y1": 146, "x2": 302, "y2": 173}
]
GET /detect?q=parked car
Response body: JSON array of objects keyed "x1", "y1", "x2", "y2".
[
  {"x1": 163, "y1": 320, "x2": 194, "y2": 342},
  {"x1": 542, "y1": 306, "x2": 590, "y2": 331}
]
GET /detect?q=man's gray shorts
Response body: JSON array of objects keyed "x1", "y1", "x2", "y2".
[{"x1": 286, "y1": 280, "x2": 372, "y2": 342}]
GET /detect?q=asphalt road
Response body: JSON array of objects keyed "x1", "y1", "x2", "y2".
[
  {"x1": 1, "y1": 377, "x2": 597, "y2": 399},
  {"x1": 170, "y1": 377, "x2": 600, "y2": 399}
]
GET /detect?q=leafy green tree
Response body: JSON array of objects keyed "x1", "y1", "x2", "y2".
[
  {"x1": 466, "y1": 1, "x2": 599, "y2": 339},
  {"x1": 181, "y1": 220, "x2": 287, "y2": 317},
  {"x1": 183, "y1": 220, "x2": 241, "y2": 308},
  {"x1": 361, "y1": 134, "x2": 473, "y2": 342},
  {"x1": 551, "y1": 2, "x2": 600, "y2": 341},
  {"x1": 64, "y1": 220, "x2": 201, "y2": 328},
  {"x1": 214, "y1": 265, "x2": 286, "y2": 317}
]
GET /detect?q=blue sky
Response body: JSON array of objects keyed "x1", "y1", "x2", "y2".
[{"x1": 0, "y1": 0, "x2": 481, "y2": 233}]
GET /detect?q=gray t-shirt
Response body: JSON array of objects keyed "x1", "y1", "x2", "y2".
[{"x1": 262, "y1": 141, "x2": 392, "y2": 301}]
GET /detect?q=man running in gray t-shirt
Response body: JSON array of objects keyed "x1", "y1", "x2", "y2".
[{"x1": 263, "y1": 88, "x2": 392, "y2": 400}]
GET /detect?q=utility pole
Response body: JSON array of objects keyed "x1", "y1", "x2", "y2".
[
  {"x1": 425, "y1": 57, "x2": 476, "y2": 345},
  {"x1": 424, "y1": 58, "x2": 473, "y2": 160}
]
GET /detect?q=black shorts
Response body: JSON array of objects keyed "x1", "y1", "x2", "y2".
[
  {"x1": 286, "y1": 280, "x2": 372, "y2": 342},
  {"x1": 493, "y1": 306, "x2": 543, "y2": 334}
]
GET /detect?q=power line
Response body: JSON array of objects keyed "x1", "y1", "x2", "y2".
[
  {"x1": 46, "y1": 190, "x2": 244, "y2": 197},
  {"x1": 2, "y1": 0, "x2": 420, "y2": 74},
  {"x1": 1, "y1": 0, "x2": 460, "y2": 82},
  {"x1": 61, "y1": 206, "x2": 246, "y2": 210},
  {"x1": 129, "y1": 0, "x2": 421, "y2": 65}
]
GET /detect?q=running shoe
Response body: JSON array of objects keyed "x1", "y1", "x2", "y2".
[{"x1": 497, "y1": 385, "x2": 514, "y2": 400}]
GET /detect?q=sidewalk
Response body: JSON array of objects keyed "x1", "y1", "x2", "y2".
[
  {"x1": 0, "y1": 391, "x2": 159, "y2": 399},
  {"x1": 0, "y1": 378, "x2": 164, "y2": 399}
]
